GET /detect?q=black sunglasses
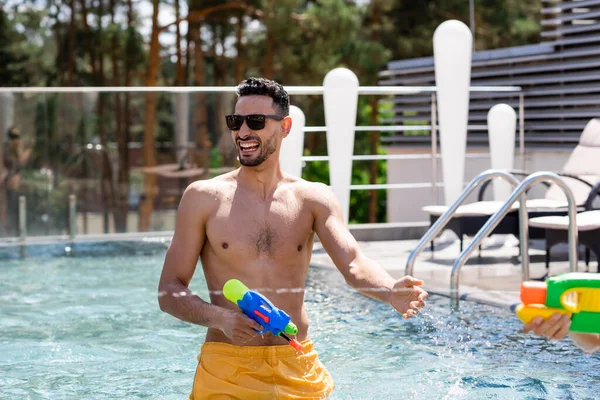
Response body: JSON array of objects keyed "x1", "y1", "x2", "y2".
[{"x1": 225, "y1": 114, "x2": 283, "y2": 131}]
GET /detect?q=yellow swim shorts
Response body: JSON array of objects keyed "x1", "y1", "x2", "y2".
[{"x1": 189, "y1": 339, "x2": 334, "y2": 400}]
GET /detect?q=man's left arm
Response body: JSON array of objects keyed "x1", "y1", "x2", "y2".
[{"x1": 310, "y1": 183, "x2": 427, "y2": 318}]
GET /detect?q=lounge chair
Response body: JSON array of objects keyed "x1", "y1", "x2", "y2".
[
  {"x1": 528, "y1": 175, "x2": 600, "y2": 272},
  {"x1": 423, "y1": 118, "x2": 600, "y2": 253},
  {"x1": 529, "y1": 210, "x2": 600, "y2": 273}
]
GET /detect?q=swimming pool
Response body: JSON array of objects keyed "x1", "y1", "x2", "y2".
[{"x1": 1, "y1": 240, "x2": 598, "y2": 399}]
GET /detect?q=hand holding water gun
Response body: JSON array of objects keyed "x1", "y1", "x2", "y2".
[
  {"x1": 516, "y1": 273, "x2": 600, "y2": 334},
  {"x1": 223, "y1": 279, "x2": 303, "y2": 351}
]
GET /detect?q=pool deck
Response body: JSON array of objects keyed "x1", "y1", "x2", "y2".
[{"x1": 310, "y1": 235, "x2": 595, "y2": 311}]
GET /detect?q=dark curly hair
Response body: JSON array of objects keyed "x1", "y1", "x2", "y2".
[{"x1": 236, "y1": 77, "x2": 289, "y2": 116}]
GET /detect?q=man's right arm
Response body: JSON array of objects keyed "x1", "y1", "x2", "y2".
[
  {"x1": 158, "y1": 182, "x2": 262, "y2": 341},
  {"x1": 157, "y1": 182, "x2": 224, "y2": 328}
]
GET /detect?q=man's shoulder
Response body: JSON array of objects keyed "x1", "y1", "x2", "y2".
[
  {"x1": 284, "y1": 177, "x2": 334, "y2": 205},
  {"x1": 282, "y1": 175, "x2": 327, "y2": 192},
  {"x1": 185, "y1": 175, "x2": 235, "y2": 200}
]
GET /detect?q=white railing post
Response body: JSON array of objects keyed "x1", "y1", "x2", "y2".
[
  {"x1": 323, "y1": 68, "x2": 359, "y2": 225},
  {"x1": 488, "y1": 104, "x2": 517, "y2": 200},
  {"x1": 280, "y1": 105, "x2": 306, "y2": 178},
  {"x1": 433, "y1": 20, "x2": 473, "y2": 205}
]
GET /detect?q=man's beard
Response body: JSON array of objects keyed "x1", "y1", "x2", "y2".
[{"x1": 238, "y1": 135, "x2": 277, "y2": 167}]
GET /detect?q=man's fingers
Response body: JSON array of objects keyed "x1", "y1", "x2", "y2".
[
  {"x1": 242, "y1": 316, "x2": 263, "y2": 331},
  {"x1": 531, "y1": 314, "x2": 562, "y2": 336},
  {"x1": 552, "y1": 316, "x2": 571, "y2": 340},
  {"x1": 238, "y1": 324, "x2": 259, "y2": 341},
  {"x1": 541, "y1": 313, "x2": 564, "y2": 336},
  {"x1": 523, "y1": 316, "x2": 543, "y2": 333},
  {"x1": 418, "y1": 291, "x2": 429, "y2": 301},
  {"x1": 252, "y1": 321, "x2": 264, "y2": 331},
  {"x1": 410, "y1": 300, "x2": 425, "y2": 310},
  {"x1": 401, "y1": 275, "x2": 424, "y2": 287},
  {"x1": 545, "y1": 315, "x2": 571, "y2": 340}
]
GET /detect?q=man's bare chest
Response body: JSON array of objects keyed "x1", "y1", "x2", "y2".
[{"x1": 205, "y1": 196, "x2": 314, "y2": 257}]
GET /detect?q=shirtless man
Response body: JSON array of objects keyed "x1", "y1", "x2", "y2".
[{"x1": 158, "y1": 77, "x2": 428, "y2": 399}]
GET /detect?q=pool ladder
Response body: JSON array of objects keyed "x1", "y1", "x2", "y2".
[{"x1": 405, "y1": 170, "x2": 579, "y2": 306}]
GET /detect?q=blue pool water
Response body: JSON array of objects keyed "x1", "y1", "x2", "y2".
[{"x1": 1, "y1": 240, "x2": 599, "y2": 399}]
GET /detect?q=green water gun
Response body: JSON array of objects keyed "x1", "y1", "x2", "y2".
[
  {"x1": 516, "y1": 273, "x2": 600, "y2": 334},
  {"x1": 223, "y1": 279, "x2": 303, "y2": 351}
]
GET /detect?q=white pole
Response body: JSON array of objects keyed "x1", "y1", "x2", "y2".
[
  {"x1": 280, "y1": 105, "x2": 306, "y2": 178},
  {"x1": 488, "y1": 104, "x2": 517, "y2": 201},
  {"x1": 323, "y1": 68, "x2": 359, "y2": 225},
  {"x1": 433, "y1": 20, "x2": 473, "y2": 205}
]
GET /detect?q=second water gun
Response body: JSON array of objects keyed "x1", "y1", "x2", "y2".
[
  {"x1": 515, "y1": 272, "x2": 600, "y2": 334},
  {"x1": 223, "y1": 279, "x2": 303, "y2": 351}
]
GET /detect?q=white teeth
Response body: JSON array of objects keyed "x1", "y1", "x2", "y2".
[{"x1": 240, "y1": 142, "x2": 258, "y2": 149}]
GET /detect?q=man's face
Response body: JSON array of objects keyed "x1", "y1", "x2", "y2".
[{"x1": 231, "y1": 95, "x2": 281, "y2": 167}]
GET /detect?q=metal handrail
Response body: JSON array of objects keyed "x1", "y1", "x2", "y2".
[
  {"x1": 405, "y1": 169, "x2": 521, "y2": 277},
  {"x1": 450, "y1": 171, "x2": 579, "y2": 305}
]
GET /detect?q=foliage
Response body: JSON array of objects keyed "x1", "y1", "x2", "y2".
[
  {"x1": 0, "y1": 7, "x2": 33, "y2": 86},
  {"x1": 302, "y1": 98, "x2": 394, "y2": 223},
  {"x1": 0, "y1": 0, "x2": 544, "y2": 232}
]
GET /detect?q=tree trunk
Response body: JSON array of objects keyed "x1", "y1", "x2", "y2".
[
  {"x1": 0, "y1": 147, "x2": 5, "y2": 234},
  {"x1": 184, "y1": 26, "x2": 192, "y2": 85},
  {"x1": 0, "y1": 190, "x2": 6, "y2": 236},
  {"x1": 139, "y1": 0, "x2": 160, "y2": 232},
  {"x1": 174, "y1": 0, "x2": 184, "y2": 86},
  {"x1": 368, "y1": 0, "x2": 380, "y2": 223},
  {"x1": 0, "y1": 95, "x2": 6, "y2": 235},
  {"x1": 264, "y1": 29, "x2": 274, "y2": 79},
  {"x1": 234, "y1": 13, "x2": 244, "y2": 84},
  {"x1": 368, "y1": 97, "x2": 379, "y2": 223},
  {"x1": 80, "y1": 0, "x2": 97, "y2": 233},
  {"x1": 80, "y1": 0, "x2": 96, "y2": 75},
  {"x1": 52, "y1": 2, "x2": 65, "y2": 85},
  {"x1": 215, "y1": 28, "x2": 235, "y2": 167},
  {"x1": 120, "y1": 0, "x2": 134, "y2": 233},
  {"x1": 67, "y1": 0, "x2": 76, "y2": 86},
  {"x1": 97, "y1": 0, "x2": 115, "y2": 234},
  {"x1": 191, "y1": 26, "x2": 210, "y2": 178},
  {"x1": 111, "y1": 0, "x2": 128, "y2": 232}
]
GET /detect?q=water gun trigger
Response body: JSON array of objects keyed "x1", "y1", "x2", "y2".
[{"x1": 251, "y1": 307, "x2": 270, "y2": 334}]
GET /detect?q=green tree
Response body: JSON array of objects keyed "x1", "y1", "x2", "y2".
[{"x1": 0, "y1": 7, "x2": 33, "y2": 86}]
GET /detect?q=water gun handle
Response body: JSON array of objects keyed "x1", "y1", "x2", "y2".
[
  {"x1": 250, "y1": 293, "x2": 278, "y2": 335},
  {"x1": 515, "y1": 304, "x2": 571, "y2": 324}
]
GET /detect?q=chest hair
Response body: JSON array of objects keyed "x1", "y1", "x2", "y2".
[{"x1": 253, "y1": 222, "x2": 277, "y2": 255}]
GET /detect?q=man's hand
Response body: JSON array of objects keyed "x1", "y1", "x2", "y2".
[
  {"x1": 217, "y1": 309, "x2": 264, "y2": 343},
  {"x1": 389, "y1": 276, "x2": 428, "y2": 319},
  {"x1": 523, "y1": 313, "x2": 571, "y2": 340}
]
